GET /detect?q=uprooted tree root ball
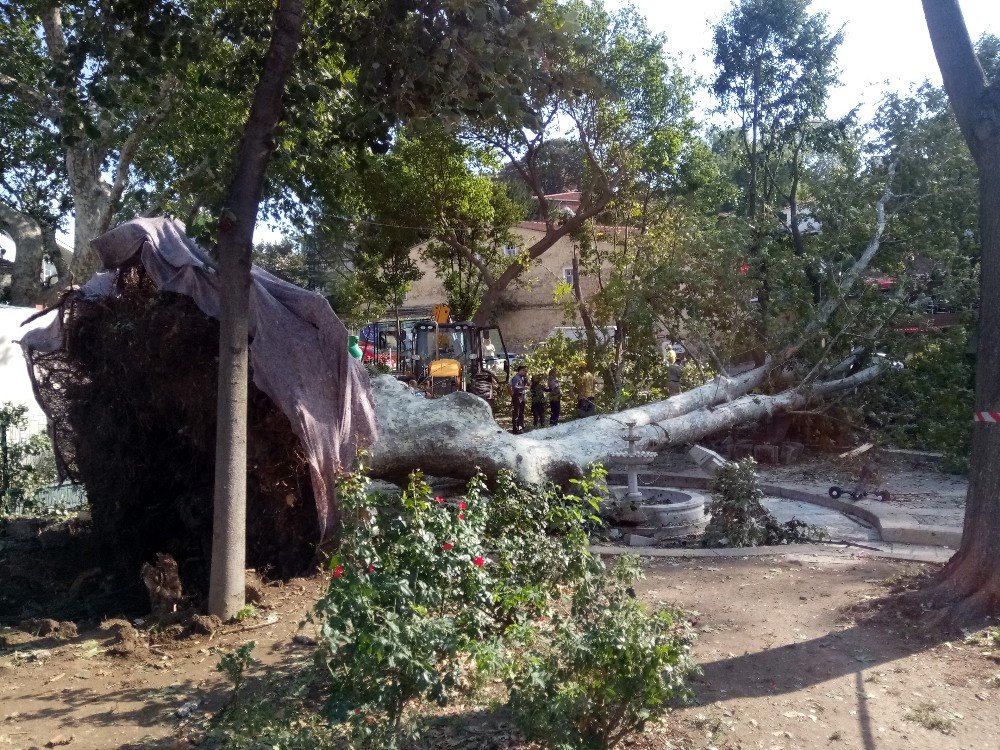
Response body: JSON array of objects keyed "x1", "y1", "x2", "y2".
[{"x1": 25, "y1": 268, "x2": 322, "y2": 600}]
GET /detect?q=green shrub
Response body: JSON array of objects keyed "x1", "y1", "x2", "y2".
[
  {"x1": 862, "y1": 328, "x2": 974, "y2": 471},
  {"x1": 1, "y1": 403, "x2": 58, "y2": 515},
  {"x1": 203, "y1": 641, "x2": 340, "y2": 750},
  {"x1": 211, "y1": 467, "x2": 696, "y2": 750},
  {"x1": 218, "y1": 641, "x2": 258, "y2": 696},
  {"x1": 507, "y1": 556, "x2": 697, "y2": 750},
  {"x1": 309, "y1": 467, "x2": 608, "y2": 748},
  {"x1": 703, "y1": 458, "x2": 824, "y2": 547}
]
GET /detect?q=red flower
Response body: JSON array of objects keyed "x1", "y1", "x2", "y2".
[
  {"x1": 458, "y1": 513, "x2": 465, "y2": 520},
  {"x1": 458, "y1": 500, "x2": 467, "y2": 510},
  {"x1": 473, "y1": 555, "x2": 485, "y2": 567},
  {"x1": 333, "y1": 565, "x2": 344, "y2": 578},
  {"x1": 442, "y1": 542, "x2": 454, "y2": 551},
  {"x1": 368, "y1": 564, "x2": 375, "y2": 573},
  {"x1": 434, "y1": 496, "x2": 445, "y2": 504}
]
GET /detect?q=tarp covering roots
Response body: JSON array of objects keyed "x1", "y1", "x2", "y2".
[{"x1": 20, "y1": 218, "x2": 377, "y2": 592}]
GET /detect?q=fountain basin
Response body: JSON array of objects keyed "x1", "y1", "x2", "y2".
[
  {"x1": 603, "y1": 486, "x2": 709, "y2": 538},
  {"x1": 606, "y1": 451, "x2": 657, "y2": 464}
]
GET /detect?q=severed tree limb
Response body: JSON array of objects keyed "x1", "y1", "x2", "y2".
[
  {"x1": 781, "y1": 163, "x2": 896, "y2": 361},
  {"x1": 368, "y1": 167, "x2": 902, "y2": 483}
]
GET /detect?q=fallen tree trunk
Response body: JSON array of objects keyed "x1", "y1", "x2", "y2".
[{"x1": 367, "y1": 363, "x2": 885, "y2": 484}]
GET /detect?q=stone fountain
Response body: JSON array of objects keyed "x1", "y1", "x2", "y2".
[
  {"x1": 607, "y1": 420, "x2": 657, "y2": 502},
  {"x1": 604, "y1": 421, "x2": 709, "y2": 544}
]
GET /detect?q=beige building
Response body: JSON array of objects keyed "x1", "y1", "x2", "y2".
[{"x1": 400, "y1": 193, "x2": 613, "y2": 349}]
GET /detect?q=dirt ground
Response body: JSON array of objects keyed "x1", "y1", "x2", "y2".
[{"x1": 2, "y1": 552, "x2": 998, "y2": 750}]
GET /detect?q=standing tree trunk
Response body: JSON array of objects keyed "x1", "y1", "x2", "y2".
[
  {"x1": 208, "y1": 0, "x2": 305, "y2": 620},
  {"x1": 920, "y1": 0, "x2": 1000, "y2": 625},
  {"x1": 63, "y1": 147, "x2": 113, "y2": 282},
  {"x1": 0, "y1": 202, "x2": 45, "y2": 305}
]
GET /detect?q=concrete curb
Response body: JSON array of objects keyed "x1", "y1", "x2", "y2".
[
  {"x1": 590, "y1": 542, "x2": 954, "y2": 565},
  {"x1": 606, "y1": 471, "x2": 963, "y2": 550}
]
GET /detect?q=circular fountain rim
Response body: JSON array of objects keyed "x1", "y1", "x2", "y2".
[
  {"x1": 606, "y1": 451, "x2": 657, "y2": 462},
  {"x1": 608, "y1": 485, "x2": 709, "y2": 514}
]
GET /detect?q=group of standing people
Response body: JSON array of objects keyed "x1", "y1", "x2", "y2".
[
  {"x1": 508, "y1": 363, "x2": 597, "y2": 434},
  {"x1": 508, "y1": 366, "x2": 565, "y2": 434}
]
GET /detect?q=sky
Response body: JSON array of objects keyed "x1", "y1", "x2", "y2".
[
  {"x1": 613, "y1": 0, "x2": 998, "y2": 120},
  {"x1": 2, "y1": 1, "x2": 996, "y2": 262}
]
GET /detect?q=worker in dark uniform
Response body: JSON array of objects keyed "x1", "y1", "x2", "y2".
[{"x1": 509, "y1": 365, "x2": 528, "y2": 434}]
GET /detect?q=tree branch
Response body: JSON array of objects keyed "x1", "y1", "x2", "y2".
[
  {"x1": 144, "y1": 155, "x2": 216, "y2": 218},
  {"x1": 0, "y1": 72, "x2": 58, "y2": 119},
  {"x1": 109, "y1": 83, "x2": 179, "y2": 211},
  {"x1": 440, "y1": 232, "x2": 496, "y2": 286},
  {"x1": 783, "y1": 162, "x2": 896, "y2": 359}
]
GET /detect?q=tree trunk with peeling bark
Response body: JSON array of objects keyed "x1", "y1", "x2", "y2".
[
  {"x1": 919, "y1": 0, "x2": 1000, "y2": 627},
  {"x1": 0, "y1": 4, "x2": 182, "y2": 283}
]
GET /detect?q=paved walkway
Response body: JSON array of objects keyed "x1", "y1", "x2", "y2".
[
  {"x1": 761, "y1": 497, "x2": 879, "y2": 543},
  {"x1": 631, "y1": 450, "x2": 967, "y2": 550}
]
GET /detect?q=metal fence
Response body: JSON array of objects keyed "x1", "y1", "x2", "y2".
[
  {"x1": 1, "y1": 410, "x2": 89, "y2": 515},
  {"x1": 2, "y1": 413, "x2": 49, "y2": 445}
]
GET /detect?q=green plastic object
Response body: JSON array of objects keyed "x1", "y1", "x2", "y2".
[{"x1": 348, "y1": 335, "x2": 363, "y2": 359}]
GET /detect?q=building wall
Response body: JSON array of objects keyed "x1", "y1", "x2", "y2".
[
  {"x1": 402, "y1": 226, "x2": 609, "y2": 349},
  {"x1": 0, "y1": 305, "x2": 52, "y2": 433}
]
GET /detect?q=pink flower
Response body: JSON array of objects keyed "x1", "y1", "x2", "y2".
[
  {"x1": 442, "y1": 542, "x2": 454, "y2": 551},
  {"x1": 435, "y1": 496, "x2": 445, "y2": 504},
  {"x1": 368, "y1": 564, "x2": 375, "y2": 573},
  {"x1": 458, "y1": 513, "x2": 465, "y2": 520},
  {"x1": 458, "y1": 500, "x2": 467, "y2": 510},
  {"x1": 473, "y1": 555, "x2": 485, "y2": 567},
  {"x1": 333, "y1": 565, "x2": 344, "y2": 578}
]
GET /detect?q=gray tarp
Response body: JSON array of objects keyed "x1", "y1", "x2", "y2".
[{"x1": 21, "y1": 217, "x2": 377, "y2": 538}]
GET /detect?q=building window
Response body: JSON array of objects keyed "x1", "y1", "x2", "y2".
[
  {"x1": 503, "y1": 245, "x2": 518, "y2": 257},
  {"x1": 563, "y1": 267, "x2": 576, "y2": 285}
]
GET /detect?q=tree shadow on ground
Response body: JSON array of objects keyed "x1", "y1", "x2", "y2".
[
  {"x1": 693, "y1": 591, "x2": 951, "y2": 750},
  {"x1": 7, "y1": 678, "x2": 229, "y2": 730}
]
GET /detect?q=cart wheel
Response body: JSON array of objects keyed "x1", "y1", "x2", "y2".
[
  {"x1": 878, "y1": 490, "x2": 891, "y2": 502},
  {"x1": 828, "y1": 486, "x2": 842, "y2": 499}
]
